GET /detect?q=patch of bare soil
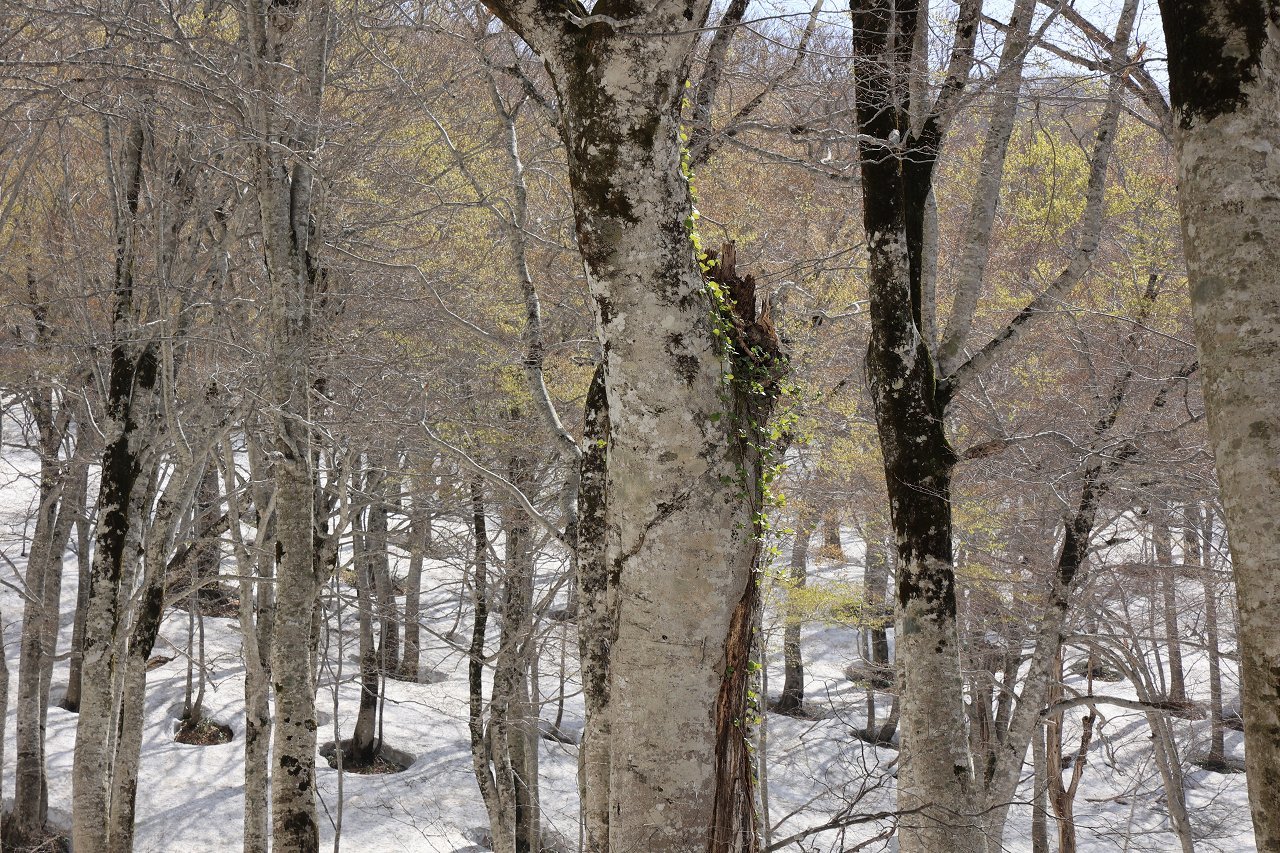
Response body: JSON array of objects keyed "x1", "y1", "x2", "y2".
[
  {"x1": 320, "y1": 739, "x2": 414, "y2": 774},
  {"x1": 175, "y1": 717, "x2": 234, "y2": 746}
]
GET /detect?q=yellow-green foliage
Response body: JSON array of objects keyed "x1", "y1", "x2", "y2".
[{"x1": 774, "y1": 577, "x2": 884, "y2": 631}]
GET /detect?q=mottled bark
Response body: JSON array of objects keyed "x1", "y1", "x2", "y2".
[
  {"x1": 63, "y1": 502, "x2": 93, "y2": 713},
  {"x1": 350, "y1": 490, "x2": 380, "y2": 767},
  {"x1": 11, "y1": 437, "x2": 85, "y2": 847},
  {"x1": 491, "y1": 457, "x2": 539, "y2": 853},
  {"x1": 72, "y1": 113, "x2": 161, "y2": 853},
  {"x1": 1046, "y1": 652, "x2": 1098, "y2": 853},
  {"x1": 368, "y1": 462, "x2": 399, "y2": 676},
  {"x1": 1197, "y1": 506, "x2": 1226, "y2": 761},
  {"x1": 467, "y1": 479, "x2": 507, "y2": 846},
  {"x1": 864, "y1": 529, "x2": 891, "y2": 673},
  {"x1": 849, "y1": 2, "x2": 978, "y2": 847},
  {"x1": 108, "y1": 452, "x2": 209, "y2": 853},
  {"x1": 1030, "y1": 724, "x2": 1049, "y2": 853},
  {"x1": 575, "y1": 365, "x2": 612, "y2": 852},
  {"x1": 846, "y1": 0, "x2": 1134, "y2": 847},
  {"x1": 400, "y1": 489, "x2": 429, "y2": 681},
  {"x1": 1157, "y1": 4, "x2": 1280, "y2": 847},
  {"x1": 475, "y1": 3, "x2": 777, "y2": 849},
  {"x1": 241, "y1": 0, "x2": 331, "y2": 846},
  {"x1": 937, "y1": 0, "x2": 1038, "y2": 375},
  {"x1": 820, "y1": 512, "x2": 845, "y2": 561},
  {"x1": 193, "y1": 458, "x2": 223, "y2": 603},
  {"x1": 0, "y1": 607, "x2": 7, "y2": 828}
]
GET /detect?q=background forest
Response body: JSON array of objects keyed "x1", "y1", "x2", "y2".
[{"x1": 0, "y1": 1, "x2": 1267, "y2": 852}]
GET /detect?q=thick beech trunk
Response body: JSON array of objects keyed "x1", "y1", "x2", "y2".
[
  {"x1": 850, "y1": 5, "x2": 978, "y2": 846},
  {"x1": 1157, "y1": 5, "x2": 1280, "y2": 847},
  {"x1": 477, "y1": 5, "x2": 782, "y2": 849}
]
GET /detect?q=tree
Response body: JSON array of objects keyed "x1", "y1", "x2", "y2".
[
  {"x1": 1156, "y1": 3, "x2": 1280, "y2": 849},
  {"x1": 846, "y1": 1, "x2": 1138, "y2": 849},
  {"x1": 468, "y1": 3, "x2": 786, "y2": 849}
]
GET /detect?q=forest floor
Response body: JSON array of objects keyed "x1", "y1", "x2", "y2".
[{"x1": 0, "y1": 448, "x2": 1258, "y2": 852}]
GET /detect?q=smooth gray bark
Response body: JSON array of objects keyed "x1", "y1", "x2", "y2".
[
  {"x1": 241, "y1": 1, "x2": 331, "y2": 846},
  {"x1": 1157, "y1": 4, "x2": 1280, "y2": 847}
]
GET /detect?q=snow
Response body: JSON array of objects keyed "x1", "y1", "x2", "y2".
[{"x1": 0, "y1": 445, "x2": 1259, "y2": 852}]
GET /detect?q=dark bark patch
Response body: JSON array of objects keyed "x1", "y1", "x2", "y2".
[{"x1": 1160, "y1": 0, "x2": 1269, "y2": 128}]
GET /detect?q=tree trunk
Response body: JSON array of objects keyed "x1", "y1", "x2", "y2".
[
  {"x1": 477, "y1": 4, "x2": 784, "y2": 847},
  {"x1": 350, "y1": 485, "x2": 380, "y2": 767},
  {"x1": 821, "y1": 512, "x2": 845, "y2": 561},
  {"x1": 849, "y1": 3, "x2": 978, "y2": 845},
  {"x1": 1146, "y1": 706, "x2": 1197, "y2": 853},
  {"x1": 62, "y1": 500, "x2": 93, "y2": 713},
  {"x1": 368, "y1": 464, "x2": 399, "y2": 680},
  {"x1": 777, "y1": 520, "x2": 812, "y2": 714},
  {"x1": 400, "y1": 471, "x2": 431, "y2": 681},
  {"x1": 491, "y1": 456, "x2": 539, "y2": 852},
  {"x1": 193, "y1": 458, "x2": 223, "y2": 604},
  {"x1": 1157, "y1": 5, "x2": 1280, "y2": 848},
  {"x1": 1198, "y1": 506, "x2": 1226, "y2": 762},
  {"x1": 0, "y1": 606, "x2": 8, "y2": 837},
  {"x1": 225, "y1": 434, "x2": 272, "y2": 853},
  {"x1": 242, "y1": 0, "x2": 331, "y2": 846},
  {"x1": 1154, "y1": 513, "x2": 1187, "y2": 704},
  {"x1": 107, "y1": 453, "x2": 208, "y2": 853},
  {"x1": 1030, "y1": 723, "x2": 1049, "y2": 853},
  {"x1": 864, "y1": 528, "x2": 892, "y2": 673},
  {"x1": 11, "y1": 444, "x2": 83, "y2": 846},
  {"x1": 575, "y1": 365, "x2": 612, "y2": 852},
  {"x1": 1047, "y1": 653, "x2": 1092, "y2": 853},
  {"x1": 467, "y1": 479, "x2": 509, "y2": 848},
  {"x1": 72, "y1": 114, "x2": 161, "y2": 853}
]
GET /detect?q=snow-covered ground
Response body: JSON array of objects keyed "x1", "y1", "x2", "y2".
[{"x1": 0, "y1": 443, "x2": 1256, "y2": 852}]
